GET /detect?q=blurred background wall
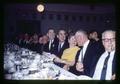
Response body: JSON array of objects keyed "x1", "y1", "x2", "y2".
[{"x1": 3, "y1": 3, "x2": 115, "y2": 42}]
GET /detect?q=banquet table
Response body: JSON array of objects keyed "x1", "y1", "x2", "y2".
[{"x1": 4, "y1": 43, "x2": 92, "y2": 80}]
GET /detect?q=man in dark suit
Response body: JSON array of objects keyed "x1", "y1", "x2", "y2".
[
  {"x1": 54, "y1": 29, "x2": 69, "y2": 58},
  {"x1": 53, "y1": 29, "x2": 69, "y2": 67},
  {"x1": 43, "y1": 28, "x2": 58, "y2": 54},
  {"x1": 74, "y1": 29, "x2": 104, "y2": 77}
]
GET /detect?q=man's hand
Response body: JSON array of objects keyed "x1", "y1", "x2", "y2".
[
  {"x1": 111, "y1": 74, "x2": 116, "y2": 80},
  {"x1": 76, "y1": 62, "x2": 84, "y2": 72}
]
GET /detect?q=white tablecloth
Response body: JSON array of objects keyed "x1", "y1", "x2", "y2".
[{"x1": 4, "y1": 43, "x2": 93, "y2": 80}]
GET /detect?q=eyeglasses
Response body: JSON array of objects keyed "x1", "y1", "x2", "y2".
[{"x1": 102, "y1": 38, "x2": 115, "y2": 42}]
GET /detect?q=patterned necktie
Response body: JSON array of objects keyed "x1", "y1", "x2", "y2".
[{"x1": 100, "y1": 52, "x2": 110, "y2": 80}]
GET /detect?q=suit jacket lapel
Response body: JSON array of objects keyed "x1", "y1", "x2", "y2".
[
  {"x1": 83, "y1": 41, "x2": 91, "y2": 63},
  {"x1": 112, "y1": 52, "x2": 116, "y2": 75}
]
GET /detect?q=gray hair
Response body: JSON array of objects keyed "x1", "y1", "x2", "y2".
[
  {"x1": 102, "y1": 30, "x2": 115, "y2": 39},
  {"x1": 75, "y1": 29, "x2": 88, "y2": 36}
]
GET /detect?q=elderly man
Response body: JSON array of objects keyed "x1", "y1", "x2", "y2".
[
  {"x1": 92, "y1": 30, "x2": 116, "y2": 80},
  {"x1": 74, "y1": 29, "x2": 104, "y2": 76}
]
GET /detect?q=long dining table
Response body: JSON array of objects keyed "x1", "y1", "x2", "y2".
[{"x1": 4, "y1": 43, "x2": 92, "y2": 80}]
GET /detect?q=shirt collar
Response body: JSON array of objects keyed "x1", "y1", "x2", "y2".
[
  {"x1": 59, "y1": 42, "x2": 64, "y2": 47},
  {"x1": 83, "y1": 40, "x2": 90, "y2": 48},
  {"x1": 50, "y1": 39, "x2": 54, "y2": 43},
  {"x1": 105, "y1": 50, "x2": 115, "y2": 55}
]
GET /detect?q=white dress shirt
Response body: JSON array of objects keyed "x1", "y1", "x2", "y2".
[
  {"x1": 93, "y1": 50, "x2": 115, "y2": 80},
  {"x1": 60, "y1": 42, "x2": 64, "y2": 48},
  {"x1": 58, "y1": 42, "x2": 65, "y2": 52},
  {"x1": 49, "y1": 39, "x2": 54, "y2": 50},
  {"x1": 59, "y1": 42, "x2": 64, "y2": 48},
  {"x1": 78, "y1": 40, "x2": 90, "y2": 62}
]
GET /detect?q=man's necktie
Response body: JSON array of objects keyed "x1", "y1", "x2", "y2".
[
  {"x1": 76, "y1": 46, "x2": 83, "y2": 61},
  {"x1": 80, "y1": 46, "x2": 83, "y2": 63},
  {"x1": 100, "y1": 52, "x2": 110, "y2": 80},
  {"x1": 49, "y1": 40, "x2": 52, "y2": 50},
  {"x1": 58, "y1": 43, "x2": 61, "y2": 52}
]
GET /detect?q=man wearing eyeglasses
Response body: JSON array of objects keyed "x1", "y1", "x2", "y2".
[{"x1": 92, "y1": 30, "x2": 116, "y2": 80}]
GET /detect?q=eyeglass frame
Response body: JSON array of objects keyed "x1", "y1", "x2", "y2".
[{"x1": 102, "y1": 38, "x2": 115, "y2": 42}]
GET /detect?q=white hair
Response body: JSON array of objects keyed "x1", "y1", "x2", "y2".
[{"x1": 102, "y1": 30, "x2": 115, "y2": 39}]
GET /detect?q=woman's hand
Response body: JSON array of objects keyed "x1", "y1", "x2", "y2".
[{"x1": 63, "y1": 65, "x2": 70, "y2": 71}]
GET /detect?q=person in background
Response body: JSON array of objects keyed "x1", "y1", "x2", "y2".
[
  {"x1": 88, "y1": 30, "x2": 100, "y2": 42},
  {"x1": 22, "y1": 33, "x2": 30, "y2": 48},
  {"x1": 42, "y1": 35, "x2": 49, "y2": 45},
  {"x1": 23, "y1": 33, "x2": 30, "y2": 44},
  {"x1": 53, "y1": 29, "x2": 69, "y2": 58},
  {"x1": 43, "y1": 28, "x2": 58, "y2": 54},
  {"x1": 35, "y1": 35, "x2": 43, "y2": 54},
  {"x1": 29, "y1": 33, "x2": 39, "y2": 51},
  {"x1": 38, "y1": 35, "x2": 43, "y2": 44},
  {"x1": 32, "y1": 33, "x2": 39, "y2": 44},
  {"x1": 42, "y1": 35, "x2": 49, "y2": 52},
  {"x1": 75, "y1": 29, "x2": 104, "y2": 76},
  {"x1": 92, "y1": 30, "x2": 116, "y2": 80},
  {"x1": 13, "y1": 33, "x2": 24, "y2": 46},
  {"x1": 53, "y1": 33, "x2": 80, "y2": 70}
]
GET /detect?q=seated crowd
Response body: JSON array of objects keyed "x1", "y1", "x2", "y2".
[{"x1": 12, "y1": 28, "x2": 116, "y2": 80}]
